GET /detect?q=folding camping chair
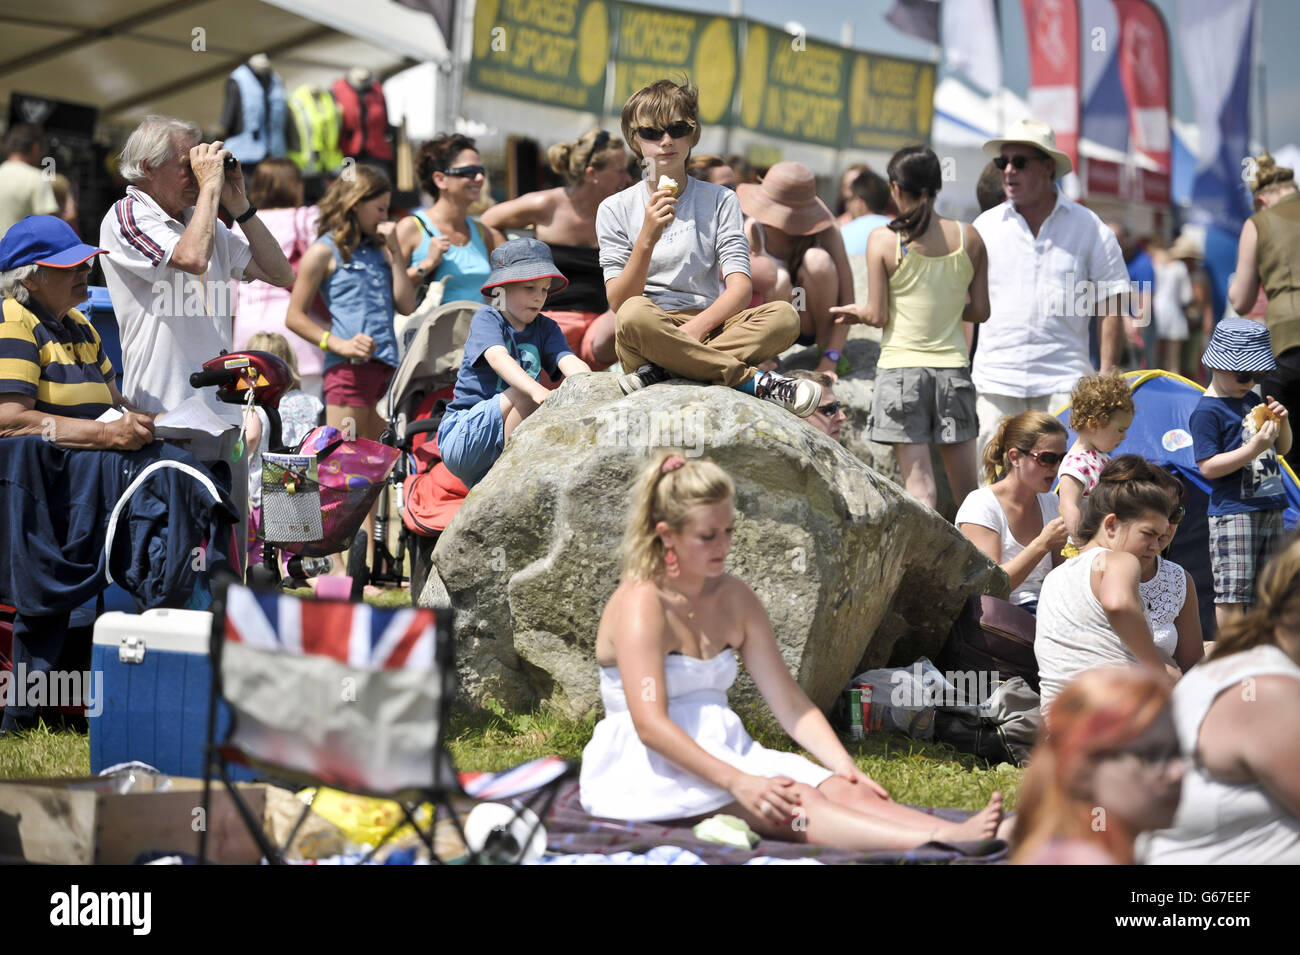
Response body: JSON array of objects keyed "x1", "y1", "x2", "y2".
[{"x1": 200, "y1": 580, "x2": 573, "y2": 864}]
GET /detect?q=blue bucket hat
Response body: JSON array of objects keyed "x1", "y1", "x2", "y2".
[
  {"x1": 1202, "y1": 317, "x2": 1276, "y2": 373},
  {"x1": 480, "y1": 237, "x2": 568, "y2": 296},
  {"x1": 0, "y1": 215, "x2": 108, "y2": 271}
]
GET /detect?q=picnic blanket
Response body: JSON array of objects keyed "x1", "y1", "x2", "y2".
[{"x1": 542, "y1": 782, "x2": 1008, "y2": 865}]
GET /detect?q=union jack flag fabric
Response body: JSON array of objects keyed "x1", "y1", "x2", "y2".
[{"x1": 223, "y1": 583, "x2": 438, "y2": 671}]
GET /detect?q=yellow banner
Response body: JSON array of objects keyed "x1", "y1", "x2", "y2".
[
  {"x1": 469, "y1": 0, "x2": 610, "y2": 114},
  {"x1": 846, "y1": 53, "x2": 935, "y2": 151},
  {"x1": 612, "y1": 3, "x2": 738, "y2": 125},
  {"x1": 738, "y1": 23, "x2": 848, "y2": 148}
]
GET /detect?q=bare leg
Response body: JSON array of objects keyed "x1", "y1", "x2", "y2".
[
  {"x1": 721, "y1": 782, "x2": 1003, "y2": 851},
  {"x1": 937, "y1": 439, "x2": 979, "y2": 508},
  {"x1": 895, "y1": 442, "x2": 938, "y2": 509},
  {"x1": 797, "y1": 248, "x2": 848, "y2": 367},
  {"x1": 589, "y1": 310, "x2": 617, "y2": 366},
  {"x1": 750, "y1": 254, "x2": 780, "y2": 305},
  {"x1": 1215, "y1": 603, "x2": 1243, "y2": 631},
  {"x1": 323, "y1": 403, "x2": 380, "y2": 576}
]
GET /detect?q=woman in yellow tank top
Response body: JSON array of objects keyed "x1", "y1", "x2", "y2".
[{"x1": 831, "y1": 145, "x2": 989, "y2": 512}]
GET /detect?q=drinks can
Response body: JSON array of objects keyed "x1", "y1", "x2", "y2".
[
  {"x1": 847, "y1": 688, "x2": 864, "y2": 739},
  {"x1": 859, "y1": 685, "x2": 873, "y2": 732}
]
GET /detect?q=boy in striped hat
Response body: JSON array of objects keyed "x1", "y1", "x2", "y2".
[{"x1": 1190, "y1": 317, "x2": 1292, "y2": 625}]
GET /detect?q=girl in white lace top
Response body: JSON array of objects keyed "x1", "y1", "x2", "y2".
[{"x1": 1136, "y1": 462, "x2": 1204, "y2": 674}]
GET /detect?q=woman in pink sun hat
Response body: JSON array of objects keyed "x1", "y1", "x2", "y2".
[{"x1": 737, "y1": 162, "x2": 855, "y2": 377}]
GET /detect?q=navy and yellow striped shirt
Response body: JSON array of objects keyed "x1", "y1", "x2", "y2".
[{"x1": 0, "y1": 296, "x2": 116, "y2": 419}]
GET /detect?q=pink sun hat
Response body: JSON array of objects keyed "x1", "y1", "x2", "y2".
[{"x1": 736, "y1": 162, "x2": 835, "y2": 237}]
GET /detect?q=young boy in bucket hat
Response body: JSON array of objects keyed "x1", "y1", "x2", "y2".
[
  {"x1": 1190, "y1": 317, "x2": 1293, "y2": 624},
  {"x1": 438, "y1": 237, "x2": 591, "y2": 487}
]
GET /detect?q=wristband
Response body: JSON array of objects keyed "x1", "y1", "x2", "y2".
[
  {"x1": 319, "y1": 331, "x2": 332, "y2": 351},
  {"x1": 823, "y1": 348, "x2": 841, "y2": 362},
  {"x1": 235, "y1": 203, "x2": 258, "y2": 224}
]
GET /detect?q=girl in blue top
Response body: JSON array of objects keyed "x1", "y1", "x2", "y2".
[
  {"x1": 395, "y1": 134, "x2": 503, "y2": 307},
  {"x1": 287, "y1": 164, "x2": 413, "y2": 445}
]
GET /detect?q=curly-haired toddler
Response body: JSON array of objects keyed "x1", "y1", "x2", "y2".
[{"x1": 1060, "y1": 374, "x2": 1136, "y2": 542}]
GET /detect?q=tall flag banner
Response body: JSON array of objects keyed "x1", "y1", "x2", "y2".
[
  {"x1": 1177, "y1": 0, "x2": 1256, "y2": 231},
  {"x1": 942, "y1": 0, "x2": 1002, "y2": 95},
  {"x1": 1021, "y1": 0, "x2": 1081, "y2": 172},
  {"x1": 885, "y1": 0, "x2": 940, "y2": 45},
  {"x1": 1115, "y1": 0, "x2": 1171, "y2": 203}
]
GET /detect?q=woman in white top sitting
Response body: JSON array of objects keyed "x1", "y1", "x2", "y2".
[
  {"x1": 1035, "y1": 456, "x2": 1178, "y2": 714},
  {"x1": 1142, "y1": 537, "x2": 1300, "y2": 864},
  {"x1": 956, "y1": 410, "x2": 1069, "y2": 614},
  {"x1": 1140, "y1": 464, "x2": 1204, "y2": 675},
  {"x1": 579, "y1": 451, "x2": 1006, "y2": 849}
]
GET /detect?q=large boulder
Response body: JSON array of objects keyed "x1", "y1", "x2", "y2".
[{"x1": 424, "y1": 372, "x2": 1004, "y2": 717}]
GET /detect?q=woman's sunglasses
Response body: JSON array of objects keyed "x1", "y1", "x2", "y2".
[
  {"x1": 1018, "y1": 448, "x2": 1064, "y2": 467},
  {"x1": 634, "y1": 121, "x2": 694, "y2": 141},
  {"x1": 993, "y1": 155, "x2": 1039, "y2": 171},
  {"x1": 1168, "y1": 504, "x2": 1186, "y2": 525},
  {"x1": 442, "y1": 164, "x2": 485, "y2": 179}
]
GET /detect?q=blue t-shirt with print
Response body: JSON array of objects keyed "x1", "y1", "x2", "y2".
[
  {"x1": 444, "y1": 306, "x2": 573, "y2": 415},
  {"x1": 1190, "y1": 392, "x2": 1287, "y2": 515}
]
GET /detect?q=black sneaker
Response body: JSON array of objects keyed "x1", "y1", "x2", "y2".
[
  {"x1": 753, "y1": 371, "x2": 820, "y2": 417},
  {"x1": 618, "y1": 363, "x2": 672, "y2": 395}
]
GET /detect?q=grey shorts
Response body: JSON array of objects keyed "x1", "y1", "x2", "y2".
[
  {"x1": 869, "y1": 366, "x2": 978, "y2": 445},
  {"x1": 1209, "y1": 509, "x2": 1286, "y2": 605}
]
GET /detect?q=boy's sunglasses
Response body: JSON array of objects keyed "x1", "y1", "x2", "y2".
[
  {"x1": 1235, "y1": 371, "x2": 1262, "y2": 384},
  {"x1": 816, "y1": 401, "x2": 843, "y2": 416},
  {"x1": 993, "y1": 155, "x2": 1040, "y2": 171},
  {"x1": 1018, "y1": 448, "x2": 1064, "y2": 467},
  {"x1": 443, "y1": 164, "x2": 486, "y2": 179},
  {"x1": 634, "y1": 121, "x2": 695, "y2": 141}
]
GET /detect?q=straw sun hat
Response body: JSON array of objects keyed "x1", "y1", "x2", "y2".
[
  {"x1": 983, "y1": 118, "x2": 1073, "y2": 179},
  {"x1": 736, "y1": 162, "x2": 835, "y2": 237}
]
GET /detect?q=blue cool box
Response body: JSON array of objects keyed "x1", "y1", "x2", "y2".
[{"x1": 90, "y1": 608, "x2": 254, "y2": 781}]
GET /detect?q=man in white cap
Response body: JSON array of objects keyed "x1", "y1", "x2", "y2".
[{"x1": 971, "y1": 119, "x2": 1130, "y2": 457}]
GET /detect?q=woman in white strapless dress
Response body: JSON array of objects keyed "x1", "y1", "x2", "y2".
[{"x1": 578, "y1": 452, "x2": 1005, "y2": 850}]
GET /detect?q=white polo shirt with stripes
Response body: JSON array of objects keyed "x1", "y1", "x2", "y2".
[{"x1": 98, "y1": 185, "x2": 252, "y2": 425}]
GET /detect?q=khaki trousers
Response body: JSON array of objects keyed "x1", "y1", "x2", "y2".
[{"x1": 614, "y1": 296, "x2": 799, "y2": 388}]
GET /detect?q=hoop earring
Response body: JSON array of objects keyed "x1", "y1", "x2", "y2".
[{"x1": 664, "y1": 548, "x2": 680, "y2": 578}]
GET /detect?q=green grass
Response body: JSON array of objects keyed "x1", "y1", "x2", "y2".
[{"x1": 1, "y1": 699, "x2": 1022, "y2": 811}]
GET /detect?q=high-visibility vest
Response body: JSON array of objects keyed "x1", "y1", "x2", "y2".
[
  {"x1": 287, "y1": 86, "x2": 343, "y2": 175},
  {"x1": 225, "y1": 64, "x2": 287, "y2": 165}
]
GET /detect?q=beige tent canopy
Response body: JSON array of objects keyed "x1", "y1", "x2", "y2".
[{"x1": 0, "y1": 0, "x2": 450, "y2": 140}]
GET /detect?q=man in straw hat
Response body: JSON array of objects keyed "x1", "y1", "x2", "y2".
[{"x1": 970, "y1": 118, "x2": 1131, "y2": 459}]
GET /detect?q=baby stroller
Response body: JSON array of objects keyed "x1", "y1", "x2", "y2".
[
  {"x1": 191, "y1": 350, "x2": 400, "y2": 599},
  {"x1": 373, "y1": 301, "x2": 479, "y2": 598}
]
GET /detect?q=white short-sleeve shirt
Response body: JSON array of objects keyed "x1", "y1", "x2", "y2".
[
  {"x1": 971, "y1": 192, "x2": 1130, "y2": 398},
  {"x1": 956, "y1": 485, "x2": 1061, "y2": 606},
  {"x1": 99, "y1": 185, "x2": 252, "y2": 424}
]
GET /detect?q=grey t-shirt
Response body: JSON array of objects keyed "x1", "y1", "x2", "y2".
[{"x1": 596, "y1": 176, "x2": 751, "y2": 311}]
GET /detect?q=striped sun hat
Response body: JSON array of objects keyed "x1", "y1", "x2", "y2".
[{"x1": 1202, "y1": 317, "x2": 1276, "y2": 372}]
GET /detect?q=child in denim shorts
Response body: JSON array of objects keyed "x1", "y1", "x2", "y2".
[
  {"x1": 1190, "y1": 317, "x2": 1292, "y2": 628},
  {"x1": 438, "y1": 238, "x2": 592, "y2": 487}
]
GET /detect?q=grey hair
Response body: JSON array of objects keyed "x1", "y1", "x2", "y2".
[
  {"x1": 0, "y1": 264, "x2": 41, "y2": 304},
  {"x1": 118, "y1": 115, "x2": 201, "y2": 183}
]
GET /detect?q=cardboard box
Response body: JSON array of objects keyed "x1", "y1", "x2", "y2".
[{"x1": 0, "y1": 776, "x2": 266, "y2": 865}]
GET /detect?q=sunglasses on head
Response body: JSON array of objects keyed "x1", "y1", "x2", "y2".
[
  {"x1": 993, "y1": 155, "x2": 1041, "y2": 171},
  {"x1": 442, "y1": 164, "x2": 485, "y2": 179},
  {"x1": 580, "y1": 130, "x2": 610, "y2": 170},
  {"x1": 1168, "y1": 504, "x2": 1186, "y2": 525},
  {"x1": 816, "y1": 401, "x2": 842, "y2": 417},
  {"x1": 1018, "y1": 448, "x2": 1063, "y2": 467},
  {"x1": 634, "y1": 120, "x2": 694, "y2": 141}
]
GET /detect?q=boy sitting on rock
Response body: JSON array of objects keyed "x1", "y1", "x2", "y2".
[
  {"x1": 438, "y1": 238, "x2": 591, "y2": 487},
  {"x1": 597, "y1": 77, "x2": 818, "y2": 417}
]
